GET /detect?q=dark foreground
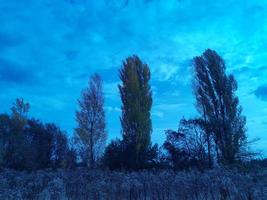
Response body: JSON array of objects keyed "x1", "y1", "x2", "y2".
[{"x1": 0, "y1": 168, "x2": 267, "y2": 200}]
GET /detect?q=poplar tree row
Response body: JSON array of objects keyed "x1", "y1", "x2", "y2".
[
  {"x1": 0, "y1": 49, "x2": 251, "y2": 171},
  {"x1": 76, "y1": 49, "x2": 249, "y2": 170}
]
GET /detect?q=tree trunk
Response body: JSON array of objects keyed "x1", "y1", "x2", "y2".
[{"x1": 90, "y1": 122, "x2": 94, "y2": 168}]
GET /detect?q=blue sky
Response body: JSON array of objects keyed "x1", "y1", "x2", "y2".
[{"x1": 0, "y1": 0, "x2": 267, "y2": 154}]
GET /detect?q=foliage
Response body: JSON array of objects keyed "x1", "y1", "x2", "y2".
[
  {"x1": 103, "y1": 139, "x2": 124, "y2": 170},
  {"x1": 103, "y1": 139, "x2": 159, "y2": 170},
  {"x1": 0, "y1": 99, "x2": 76, "y2": 171},
  {"x1": 193, "y1": 49, "x2": 248, "y2": 165},
  {"x1": 75, "y1": 73, "x2": 107, "y2": 168},
  {"x1": 164, "y1": 118, "x2": 210, "y2": 170},
  {"x1": 0, "y1": 51, "x2": 258, "y2": 174},
  {"x1": 118, "y1": 55, "x2": 153, "y2": 169}
]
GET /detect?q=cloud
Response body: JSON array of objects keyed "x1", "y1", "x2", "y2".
[
  {"x1": 0, "y1": 58, "x2": 37, "y2": 85},
  {"x1": 154, "y1": 63, "x2": 178, "y2": 81},
  {"x1": 0, "y1": 0, "x2": 267, "y2": 153},
  {"x1": 103, "y1": 82, "x2": 120, "y2": 100},
  {"x1": 152, "y1": 110, "x2": 164, "y2": 118},
  {"x1": 0, "y1": 31, "x2": 25, "y2": 50},
  {"x1": 254, "y1": 85, "x2": 267, "y2": 101},
  {"x1": 65, "y1": 50, "x2": 79, "y2": 60}
]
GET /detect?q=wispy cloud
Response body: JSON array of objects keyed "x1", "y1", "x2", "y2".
[
  {"x1": 254, "y1": 84, "x2": 267, "y2": 101},
  {"x1": 0, "y1": 58, "x2": 37, "y2": 85}
]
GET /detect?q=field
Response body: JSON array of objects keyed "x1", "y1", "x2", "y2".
[{"x1": 1, "y1": 168, "x2": 267, "y2": 200}]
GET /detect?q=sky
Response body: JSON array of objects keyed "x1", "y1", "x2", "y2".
[{"x1": 0, "y1": 0, "x2": 267, "y2": 154}]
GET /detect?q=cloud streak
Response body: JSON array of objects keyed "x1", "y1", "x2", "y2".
[
  {"x1": 254, "y1": 85, "x2": 267, "y2": 101},
  {"x1": 0, "y1": 58, "x2": 37, "y2": 85}
]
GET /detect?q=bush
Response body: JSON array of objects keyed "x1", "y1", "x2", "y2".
[{"x1": 103, "y1": 139, "x2": 159, "y2": 170}]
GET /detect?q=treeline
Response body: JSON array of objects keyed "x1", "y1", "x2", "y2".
[
  {"x1": 0, "y1": 49, "x2": 257, "y2": 171},
  {"x1": 0, "y1": 99, "x2": 76, "y2": 170}
]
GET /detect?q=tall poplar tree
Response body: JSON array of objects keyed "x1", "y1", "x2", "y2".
[
  {"x1": 119, "y1": 55, "x2": 152, "y2": 169},
  {"x1": 193, "y1": 49, "x2": 247, "y2": 165},
  {"x1": 75, "y1": 74, "x2": 107, "y2": 168}
]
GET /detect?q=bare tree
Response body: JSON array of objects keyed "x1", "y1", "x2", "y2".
[{"x1": 75, "y1": 74, "x2": 107, "y2": 168}]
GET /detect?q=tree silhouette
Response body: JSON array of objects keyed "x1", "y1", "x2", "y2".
[
  {"x1": 193, "y1": 49, "x2": 247, "y2": 165},
  {"x1": 75, "y1": 73, "x2": 107, "y2": 168},
  {"x1": 119, "y1": 55, "x2": 153, "y2": 169}
]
